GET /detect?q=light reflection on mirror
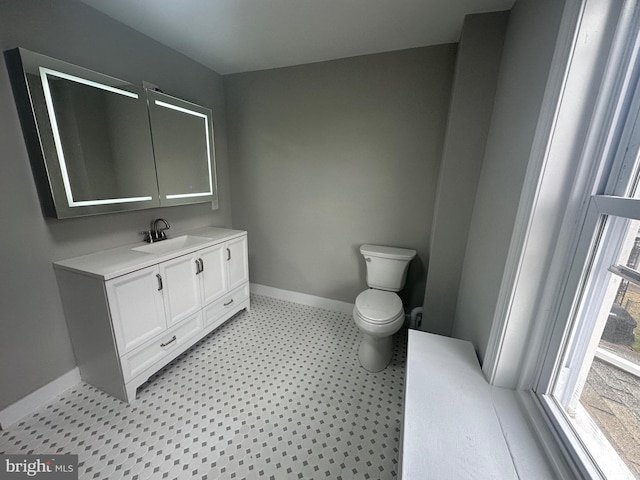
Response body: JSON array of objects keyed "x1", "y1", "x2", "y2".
[
  {"x1": 151, "y1": 99, "x2": 214, "y2": 200},
  {"x1": 40, "y1": 67, "x2": 154, "y2": 207}
]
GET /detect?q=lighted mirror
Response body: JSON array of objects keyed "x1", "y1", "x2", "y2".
[
  {"x1": 5, "y1": 48, "x2": 160, "y2": 218},
  {"x1": 147, "y1": 89, "x2": 218, "y2": 208}
]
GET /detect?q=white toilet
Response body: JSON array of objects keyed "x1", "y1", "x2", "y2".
[{"x1": 353, "y1": 244, "x2": 416, "y2": 372}]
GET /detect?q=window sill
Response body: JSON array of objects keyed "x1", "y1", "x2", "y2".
[
  {"x1": 534, "y1": 393, "x2": 635, "y2": 479},
  {"x1": 572, "y1": 402, "x2": 635, "y2": 479},
  {"x1": 400, "y1": 330, "x2": 557, "y2": 479}
]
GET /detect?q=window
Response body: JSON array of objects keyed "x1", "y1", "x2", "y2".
[
  {"x1": 532, "y1": 2, "x2": 640, "y2": 476},
  {"x1": 549, "y1": 200, "x2": 640, "y2": 478},
  {"x1": 477, "y1": 0, "x2": 640, "y2": 477}
]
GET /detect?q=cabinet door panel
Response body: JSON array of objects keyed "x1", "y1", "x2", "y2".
[
  {"x1": 106, "y1": 265, "x2": 166, "y2": 354},
  {"x1": 159, "y1": 254, "x2": 201, "y2": 326},
  {"x1": 227, "y1": 236, "x2": 249, "y2": 291},
  {"x1": 199, "y1": 243, "x2": 228, "y2": 306}
]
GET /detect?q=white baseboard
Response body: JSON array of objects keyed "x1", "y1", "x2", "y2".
[
  {"x1": 250, "y1": 283, "x2": 354, "y2": 315},
  {"x1": 0, "y1": 368, "x2": 81, "y2": 429}
]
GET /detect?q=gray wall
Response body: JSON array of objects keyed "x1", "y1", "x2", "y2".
[
  {"x1": 224, "y1": 46, "x2": 456, "y2": 308},
  {"x1": 423, "y1": 12, "x2": 509, "y2": 336},
  {"x1": 452, "y1": 0, "x2": 566, "y2": 363},
  {"x1": 0, "y1": 0, "x2": 231, "y2": 410}
]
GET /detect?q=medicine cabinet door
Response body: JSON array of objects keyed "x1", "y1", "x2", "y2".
[
  {"x1": 146, "y1": 89, "x2": 218, "y2": 209},
  {"x1": 5, "y1": 48, "x2": 160, "y2": 218}
]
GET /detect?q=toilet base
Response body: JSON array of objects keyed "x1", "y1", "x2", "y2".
[{"x1": 358, "y1": 334, "x2": 393, "y2": 372}]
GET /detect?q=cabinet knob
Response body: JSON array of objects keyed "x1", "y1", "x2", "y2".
[
  {"x1": 195, "y1": 258, "x2": 204, "y2": 274},
  {"x1": 156, "y1": 273, "x2": 163, "y2": 291},
  {"x1": 227, "y1": 248, "x2": 231, "y2": 261}
]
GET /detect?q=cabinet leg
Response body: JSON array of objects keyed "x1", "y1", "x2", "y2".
[{"x1": 125, "y1": 383, "x2": 138, "y2": 403}]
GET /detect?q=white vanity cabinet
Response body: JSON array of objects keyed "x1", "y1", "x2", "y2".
[{"x1": 54, "y1": 228, "x2": 249, "y2": 403}]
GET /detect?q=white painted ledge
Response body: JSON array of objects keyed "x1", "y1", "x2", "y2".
[
  {"x1": 250, "y1": 283, "x2": 354, "y2": 315},
  {"x1": 401, "y1": 330, "x2": 557, "y2": 479},
  {"x1": 0, "y1": 368, "x2": 80, "y2": 429}
]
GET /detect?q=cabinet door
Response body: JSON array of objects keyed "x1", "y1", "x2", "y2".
[
  {"x1": 106, "y1": 265, "x2": 166, "y2": 355},
  {"x1": 227, "y1": 236, "x2": 249, "y2": 291},
  {"x1": 199, "y1": 243, "x2": 228, "y2": 306},
  {"x1": 159, "y1": 254, "x2": 202, "y2": 327}
]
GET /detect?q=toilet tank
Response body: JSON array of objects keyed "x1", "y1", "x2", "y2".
[{"x1": 361, "y1": 244, "x2": 416, "y2": 292}]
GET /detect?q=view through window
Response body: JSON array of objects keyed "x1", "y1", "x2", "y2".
[
  {"x1": 551, "y1": 198, "x2": 640, "y2": 476},
  {"x1": 553, "y1": 181, "x2": 640, "y2": 479},
  {"x1": 579, "y1": 221, "x2": 640, "y2": 478}
]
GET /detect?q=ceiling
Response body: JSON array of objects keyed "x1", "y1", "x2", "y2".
[{"x1": 80, "y1": 0, "x2": 515, "y2": 75}]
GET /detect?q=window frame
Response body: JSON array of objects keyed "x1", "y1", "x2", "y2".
[
  {"x1": 538, "y1": 196, "x2": 640, "y2": 479},
  {"x1": 483, "y1": 0, "x2": 640, "y2": 477},
  {"x1": 534, "y1": 5, "x2": 640, "y2": 397}
]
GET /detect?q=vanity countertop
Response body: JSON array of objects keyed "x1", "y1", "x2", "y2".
[{"x1": 54, "y1": 227, "x2": 246, "y2": 281}]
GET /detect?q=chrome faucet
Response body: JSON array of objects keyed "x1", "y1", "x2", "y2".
[{"x1": 145, "y1": 218, "x2": 170, "y2": 243}]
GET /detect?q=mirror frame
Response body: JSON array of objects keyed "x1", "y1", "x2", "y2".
[{"x1": 5, "y1": 48, "x2": 161, "y2": 218}]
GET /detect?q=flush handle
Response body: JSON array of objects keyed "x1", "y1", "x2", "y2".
[{"x1": 365, "y1": 257, "x2": 372, "y2": 262}]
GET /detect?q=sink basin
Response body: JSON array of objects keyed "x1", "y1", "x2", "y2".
[{"x1": 132, "y1": 235, "x2": 210, "y2": 255}]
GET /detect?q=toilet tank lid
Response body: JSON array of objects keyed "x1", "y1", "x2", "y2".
[{"x1": 360, "y1": 244, "x2": 416, "y2": 260}]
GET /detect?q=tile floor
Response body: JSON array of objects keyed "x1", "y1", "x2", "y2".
[{"x1": 0, "y1": 294, "x2": 408, "y2": 480}]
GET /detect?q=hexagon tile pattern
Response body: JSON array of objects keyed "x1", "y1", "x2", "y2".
[{"x1": 0, "y1": 294, "x2": 407, "y2": 479}]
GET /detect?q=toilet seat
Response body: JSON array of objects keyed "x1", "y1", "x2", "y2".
[{"x1": 354, "y1": 289, "x2": 403, "y2": 324}]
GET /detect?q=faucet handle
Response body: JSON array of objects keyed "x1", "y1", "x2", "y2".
[{"x1": 140, "y1": 230, "x2": 154, "y2": 243}]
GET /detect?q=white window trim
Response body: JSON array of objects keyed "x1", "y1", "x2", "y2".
[
  {"x1": 532, "y1": 0, "x2": 640, "y2": 395},
  {"x1": 485, "y1": 0, "x2": 640, "y2": 387},
  {"x1": 595, "y1": 346, "x2": 640, "y2": 376},
  {"x1": 482, "y1": 0, "x2": 597, "y2": 388},
  {"x1": 482, "y1": 0, "x2": 640, "y2": 477}
]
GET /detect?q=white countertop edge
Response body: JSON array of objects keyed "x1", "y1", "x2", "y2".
[{"x1": 53, "y1": 226, "x2": 247, "y2": 281}]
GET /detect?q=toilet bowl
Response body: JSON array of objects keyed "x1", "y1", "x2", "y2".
[
  {"x1": 353, "y1": 245, "x2": 416, "y2": 372},
  {"x1": 353, "y1": 289, "x2": 405, "y2": 372}
]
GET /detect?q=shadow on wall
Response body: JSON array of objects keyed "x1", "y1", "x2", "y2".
[{"x1": 404, "y1": 256, "x2": 426, "y2": 310}]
